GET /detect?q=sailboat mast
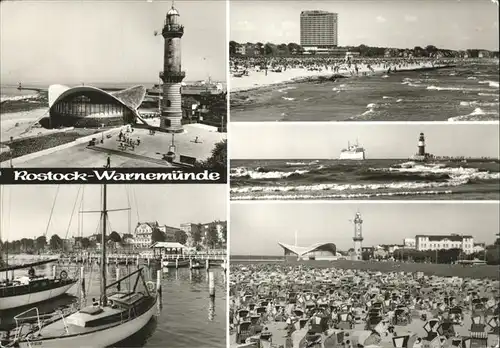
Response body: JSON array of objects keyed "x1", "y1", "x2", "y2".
[{"x1": 100, "y1": 183, "x2": 108, "y2": 306}]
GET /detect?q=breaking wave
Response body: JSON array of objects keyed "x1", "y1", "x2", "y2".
[
  {"x1": 478, "y1": 80, "x2": 499, "y2": 88},
  {"x1": 231, "y1": 190, "x2": 454, "y2": 200}
]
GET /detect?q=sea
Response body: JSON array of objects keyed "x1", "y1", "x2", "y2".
[
  {"x1": 230, "y1": 61, "x2": 500, "y2": 122},
  {"x1": 230, "y1": 159, "x2": 500, "y2": 200},
  {"x1": 0, "y1": 258, "x2": 226, "y2": 348}
]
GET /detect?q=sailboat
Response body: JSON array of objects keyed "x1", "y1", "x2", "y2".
[
  {"x1": 0, "y1": 258, "x2": 77, "y2": 311},
  {"x1": 0, "y1": 189, "x2": 77, "y2": 311},
  {"x1": 4, "y1": 172, "x2": 158, "y2": 347}
]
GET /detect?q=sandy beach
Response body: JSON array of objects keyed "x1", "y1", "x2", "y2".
[
  {"x1": 230, "y1": 62, "x2": 440, "y2": 93},
  {"x1": 229, "y1": 264, "x2": 499, "y2": 348},
  {"x1": 0, "y1": 107, "x2": 64, "y2": 142}
]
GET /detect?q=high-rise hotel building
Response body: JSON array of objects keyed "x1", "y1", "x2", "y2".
[{"x1": 300, "y1": 10, "x2": 338, "y2": 49}]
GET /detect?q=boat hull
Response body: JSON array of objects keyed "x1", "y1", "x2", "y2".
[
  {"x1": 161, "y1": 259, "x2": 190, "y2": 268},
  {"x1": 0, "y1": 281, "x2": 77, "y2": 311},
  {"x1": 17, "y1": 297, "x2": 157, "y2": 348},
  {"x1": 339, "y1": 152, "x2": 365, "y2": 160}
]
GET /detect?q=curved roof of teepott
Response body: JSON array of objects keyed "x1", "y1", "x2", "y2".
[
  {"x1": 278, "y1": 242, "x2": 337, "y2": 256},
  {"x1": 48, "y1": 84, "x2": 147, "y2": 112}
]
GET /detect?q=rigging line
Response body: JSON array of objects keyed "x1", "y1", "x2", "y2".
[
  {"x1": 82, "y1": 186, "x2": 86, "y2": 238},
  {"x1": 1, "y1": 186, "x2": 4, "y2": 242},
  {"x1": 44, "y1": 185, "x2": 61, "y2": 238},
  {"x1": 125, "y1": 185, "x2": 132, "y2": 236},
  {"x1": 7, "y1": 187, "x2": 11, "y2": 244},
  {"x1": 132, "y1": 186, "x2": 140, "y2": 222},
  {"x1": 64, "y1": 186, "x2": 83, "y2": 241}
]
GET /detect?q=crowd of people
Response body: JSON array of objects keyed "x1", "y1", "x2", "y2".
[
  {"x1": 229, "y1": 264, "x2": 499, "y2": 348},
  {"x1": 118, "y1": 126, "x2": 140, "y2": 151},
  {"x1": 230, "y1": 56, "x2": 458, "y2": 78}
]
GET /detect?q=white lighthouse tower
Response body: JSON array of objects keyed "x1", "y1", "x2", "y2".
[{"x1": 352, "y1": 211, "x2": 363, "y2": 261}]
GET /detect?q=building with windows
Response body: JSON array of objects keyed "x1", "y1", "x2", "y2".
[
  {"x1": 415, "y1": 234, "x2": 474, "y2": 254},
  {"x1": 300, "y1": 11, "x2": 338, "y2": 50},
  {"x1": 278, "y1": 242, "x2": 338, "y2": 261},
  {"x1": 180, "y1": 221, "x2": 227, "y2": 248},
  {"x1": 47, "y1": 84, "x2": 147, "y2": 128},
  {"x1": 404, "y1": 238, "x2": 416, "y2": 249}
]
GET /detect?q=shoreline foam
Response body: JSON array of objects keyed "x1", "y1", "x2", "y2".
[{"x1": 230, "y1": 63, "x2": 455, "y2": 94}]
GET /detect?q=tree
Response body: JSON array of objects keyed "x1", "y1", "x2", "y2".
[
  {"x1": 35, "y1": 236, "x2": 47, "y2": 252},
  {"x1": 206, "y1": 224, "x2": 219, "y2": 249},
  {"x1": 221, "y1": 224, "x2": 227, "y2": 245},
  {"x1": 287, "y1": 42, "x2": 302, "y2": 54},
  {"x1": 196, "y1": 139, "x2": 226, "y2": 171},
  {"x1": 108, "y1": 231, "x2": 122, "y2": 243},
  {"x1": 229, "y1": 40, "x2": 239, "y2": 56},
  {"x1": 49, "y1": 234, "x2": 62, "y2": 251},
  {"x1": 174, "y1": 230, "x2": 187, "y2": 245},
  {"x1": 151, "y1": 228, "x2": 166, "y2": 243},
  {"x1": 193, "y1": 224, "x2": 202, "y2": 246},
  {"x1": 277, "y1": 43, "x2": 289, "y2": 55},
  {"x1": 81, "y1": 237, "x2": 90, "y2": 249},
  {"x1": 264, "y1": 43, "x2": 277, "y2": 56}
]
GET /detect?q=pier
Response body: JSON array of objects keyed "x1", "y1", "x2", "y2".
[{"x1": 15, "y1": 252, "x2": 228, "y2": 267}]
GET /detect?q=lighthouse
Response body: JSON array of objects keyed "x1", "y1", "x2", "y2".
[
  {"x1": 159, "y1": 3, "x2": 185, "y2": 133},
  {"x1": 352, "y1": 211, "x2": 363, "y2": 261},
  {"x1": 418, "y1": 132, "x2": 426, "y2": 156}
]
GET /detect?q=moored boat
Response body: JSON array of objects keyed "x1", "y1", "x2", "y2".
[
  {"x1": 161, "y1": 259, "x2": 190, "y2": 268},
  {"x1": 2, "y1": 160, "x2": 158, "y2": 348},
  {"x1": 0, "y1": 260, "x2": 77, "y2": 311}
]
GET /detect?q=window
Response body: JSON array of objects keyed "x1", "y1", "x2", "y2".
[{"x1": 167, "y1": 100, "x2": 171, "y2": 107}]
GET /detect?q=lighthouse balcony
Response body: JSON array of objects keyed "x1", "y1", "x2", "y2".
[
  {"x1": 162, "y1": 24, "x2": 184, "y2": 38},
  {"x1": 159, "y1": 71, "x2": 186, "y2": 83}
]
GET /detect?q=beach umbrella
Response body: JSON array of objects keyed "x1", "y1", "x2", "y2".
[
  {"x1": 423, "y1": 319, "x2": 440, "y2": 334},
  {"x1": 392, "y1": 335, "x2": 411, "y2": 348},
  {"x1": 487, "y1": 316, "x2": 499, "y2": 334}
]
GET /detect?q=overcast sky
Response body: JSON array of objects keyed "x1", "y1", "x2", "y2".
[
  {"x1": 0, "y1": 184, "x2": 227, "y2": 241},
  {"x1": 231, "y1": 202, "x2": 499, "y2": 255},
  {"x1": 230, "y1": 0, "x2": 499, "y2": 51},
  {"x1": 1, "y1": 0, "x2": 226, "y2": 86},
  {"x1": 230, "y1": 123, "x2": 500, "y2": 159}
]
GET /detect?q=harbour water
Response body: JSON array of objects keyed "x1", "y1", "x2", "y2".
[
  {"x1": 230, "y1": 159, "x2": 500, "y2": 200},
  {"x1": 230, "y1": 62, "x2": 499, "y2": 122},
  {"x1": 0, "y1": 258, "x2": 226, "y2": 348}
]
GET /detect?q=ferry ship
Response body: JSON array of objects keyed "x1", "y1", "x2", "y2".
[
  {"x1": 339, "y1": 140, "x2": 365, "y2": 160},
  {"x1": 147, "y1": 78, "x2": 224, "y2": 97}
]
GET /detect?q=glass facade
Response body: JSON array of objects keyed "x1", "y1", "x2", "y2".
[{"x1": 49, "y1": 91, "x2": 136, "y2": 127}]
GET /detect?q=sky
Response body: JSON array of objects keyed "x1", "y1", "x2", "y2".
[
  {"x1": 0, "y1": 184, "x2": 227, "y2": 241},
  {"x1": 0, "y1": 0, "x2": 226, "y2": 86},
  {"x1": 231, "y1": 202, "x2": 500, "y2": 255},
  {"x1": 230, "y1": 0, "x2": 500, "y2": 51},
  {"x1": 230, "y1": 123, "x2": 500, "y2": 159}
]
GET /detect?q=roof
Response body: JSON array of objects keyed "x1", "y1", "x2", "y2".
[
  {"x1": 48, "y1": 84, "x2": 146, "y2": 111},
  {"x1": 278, "y1": 242, "x2": 336, "y2": 257},
  {"x1": 150, "y1": 242, "x2": 186, "y2": 249},
  {"x1": 416, "y1": 235, "x2": 473, "y2": 242}
]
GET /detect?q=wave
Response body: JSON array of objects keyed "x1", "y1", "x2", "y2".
[
  {"x1": 231, "y1": 190, "x2": 454, "y2": 200},
  {"x1": 478, "y1": 80, "x2": 499, "y2": 88},
  {"x1": 467, "y1": 77, "x2": 477, "y2": 80},
  {"x1": 277, "y1": 86, "x2": 297, "y2": 93},
  {"x1": 448, "y1": 107, "x2": 498, "y2": 121},
  {"x1": 231, "y1": 163, "x2": 499, "y2": 194},
  {"x1": 459, "y1": 101, "x2": 499, "y2": 107},
  {"x1": 286, "y1": 160, "x2": 319, "y2": 166},
  {"x1": 478, "y1": 92, "x2": 499, "y2": 97},
  {"x1": 230, "y1": 166, "x2": 310, "y2": 179},
  {"x1": 0, "y1": 94, "x2": 40, "y2": 103},
  {"x1": 282, "y1": 97, "x2": 295, "y2": 101}
]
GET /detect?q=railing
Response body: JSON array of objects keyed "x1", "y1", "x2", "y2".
[{"x1": 13, "y1": 306, "x2": 72, "y2": 342}]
